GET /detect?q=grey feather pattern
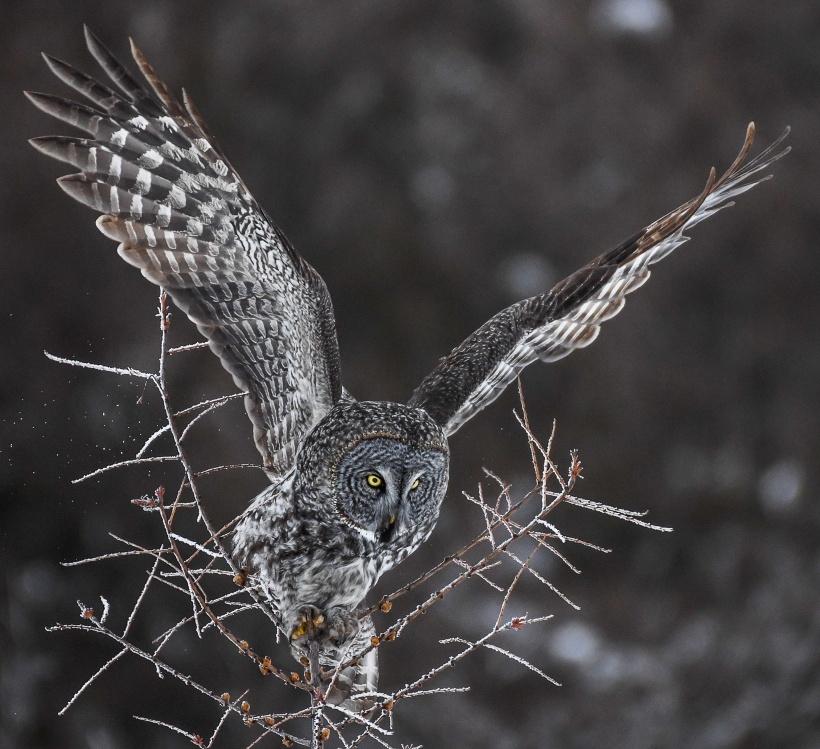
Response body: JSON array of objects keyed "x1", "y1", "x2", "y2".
[
  {"x1": 29, "y1": 27, "x2": 342, "y2": 475},
  {"x1": 409, "y1": 124, "x2": 791, "y2": 435}
]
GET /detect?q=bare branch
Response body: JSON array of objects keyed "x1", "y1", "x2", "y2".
[
  {"x1": 57, "y1": 647, "x2": 128, "y2": 715},
  {"x1": 133, "y1": 715, "x2": 201, "y2": 744},
  {"x1": 169, "y1": 341, "x2": 211, "y2": 354},
  {"x1": 72, "y1": 455, "x2": 179, "y2": 484},
  {"x1": 44, "y1": 350, "x2": 154, "y2": 379}
]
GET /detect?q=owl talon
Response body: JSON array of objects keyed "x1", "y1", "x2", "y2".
[
  {"x1": 289, "y1": 605, "x2": 359, "y2": 653},
  {"x1": 289, "y1": 611, "x2": 327, "y2": 642}
]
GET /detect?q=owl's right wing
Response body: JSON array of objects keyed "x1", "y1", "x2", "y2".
[
  {"x1": 408, "y1": 124, "x2": 789, "y2": 436},
  {"x1": 29, "y1": 28, "x2": 343, "y2": 476}
]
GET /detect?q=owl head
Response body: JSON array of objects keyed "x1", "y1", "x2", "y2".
[{"x1": 295, "y1": 402, "x2": 449, "y2": 544}]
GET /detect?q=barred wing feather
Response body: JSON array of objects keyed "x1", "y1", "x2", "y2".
[
  {"x1": 409, "y1": 124, "x2": 790, "y2": 435},
  {"x1": 28, "y1": 27, "x2": 343, "y2": 476}
]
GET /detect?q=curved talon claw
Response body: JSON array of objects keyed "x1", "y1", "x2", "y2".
[
  {"x1": 289, "y1": 605, "x2": 358, "y2": 650},
  {"x1": 289, "y1": 605, "x2": 328, "y2": 641}
]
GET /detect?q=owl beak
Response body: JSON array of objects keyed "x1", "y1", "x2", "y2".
[
  {"x1": 379, "y1": 517, "x2": 397, "y2": 544},
  {"x1": 378, "y1": 507, "x2": 400, "y2": 544}
]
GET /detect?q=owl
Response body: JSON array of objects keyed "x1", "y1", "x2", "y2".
[{"x1": 30, "y1": 29, "x2": 788, "y2": 709}]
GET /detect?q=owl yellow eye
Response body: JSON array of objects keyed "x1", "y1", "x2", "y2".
[
  {"x1": 411, "y1": 478, "x2": 420, "y2": 490},
  {"x1": 365, "y1": 473, "x2": 383, "y2": 488}
]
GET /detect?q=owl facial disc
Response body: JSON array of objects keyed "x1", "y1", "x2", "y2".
[{"x1": 334, "y1": 437, "x2": 448, "y2": 543}]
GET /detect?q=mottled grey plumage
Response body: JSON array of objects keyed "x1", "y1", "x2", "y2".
[
  {"x1": 234, "y1": 401, "x2": 447, "y2": 706},
  {"x1": 30, "y1": 29, "x2": 788, "y2": 710}
]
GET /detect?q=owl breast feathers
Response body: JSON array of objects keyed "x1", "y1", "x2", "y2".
[
  {"x1": 233, "y1": 401, "x2": 449, "y2": 619},
  {"x1": 30, "y1": 28, "x2": 788, "y2": 711}
]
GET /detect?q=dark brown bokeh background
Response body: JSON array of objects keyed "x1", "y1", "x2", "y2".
[{"x1": 2, "y1": 1, "x2": 818, "y2": 747}]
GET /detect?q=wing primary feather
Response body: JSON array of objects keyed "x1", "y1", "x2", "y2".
[
  {"x1": 182, "y1": 88, "x2": 228, "y2": 162},
  {"x1": 713, "y1": 122, "x2": 755, "y2": 190},
  {"x1": 128, "y1": 38, "x2": 188, "y2": 123},
  {"x1": 83, "y1": 25, "x2": 162, "y2": 115},
  {"x1": 41, "y1": 53, "x2": 128, "y2": 113},
  {"x1": 25, "y1": 90, "x2": 106, "y2": 131}
]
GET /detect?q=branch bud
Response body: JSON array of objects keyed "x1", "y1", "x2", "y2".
[
  {"x1": 77, "y1": 600, "x2": 94, "y2": 619},
  {"x1": 132, "y1": 496, "x2": 158, "y2": 509}
]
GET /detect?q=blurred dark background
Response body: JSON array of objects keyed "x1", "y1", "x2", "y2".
[{"x1": 2, "y1": 1, "x2": 818, "y2": 747}]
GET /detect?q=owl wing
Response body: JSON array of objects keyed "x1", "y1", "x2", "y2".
[
  {"x1": 29, "y1": 28, "x2": 343, "y2": 475},
  {"x1": 409, "y1": 124, "x2": 789, "y2": 436}
]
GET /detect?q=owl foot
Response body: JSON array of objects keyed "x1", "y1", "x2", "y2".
[
  {"x1": 289, "y1": 605, "x2": 359, "y2": 650},
  {"x1": 289, "y1": 605, "x2": 325, "y2": 642},
  {"x1": 289, "y1": 605, "x2": 361, "y2": 689}
]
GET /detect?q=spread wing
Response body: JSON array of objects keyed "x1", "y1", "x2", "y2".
[
  {"x1": 409, "y1": 124, "x2": 790, "y2": 435},
  {"x1": 29, "y1": 28, "x2": 344, "y2": 476}
]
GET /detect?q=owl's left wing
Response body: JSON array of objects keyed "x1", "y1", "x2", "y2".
[
  {"x1": 29, "y1": 29, "x2": 344, "y2": 476},
  {"x1": 409, "y1": 125, "x2": 789, "y2": 436}
]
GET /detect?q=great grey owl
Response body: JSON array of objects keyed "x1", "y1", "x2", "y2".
[{"x1": 29, "y1": 29, "x2": 788, "y2": 710}]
